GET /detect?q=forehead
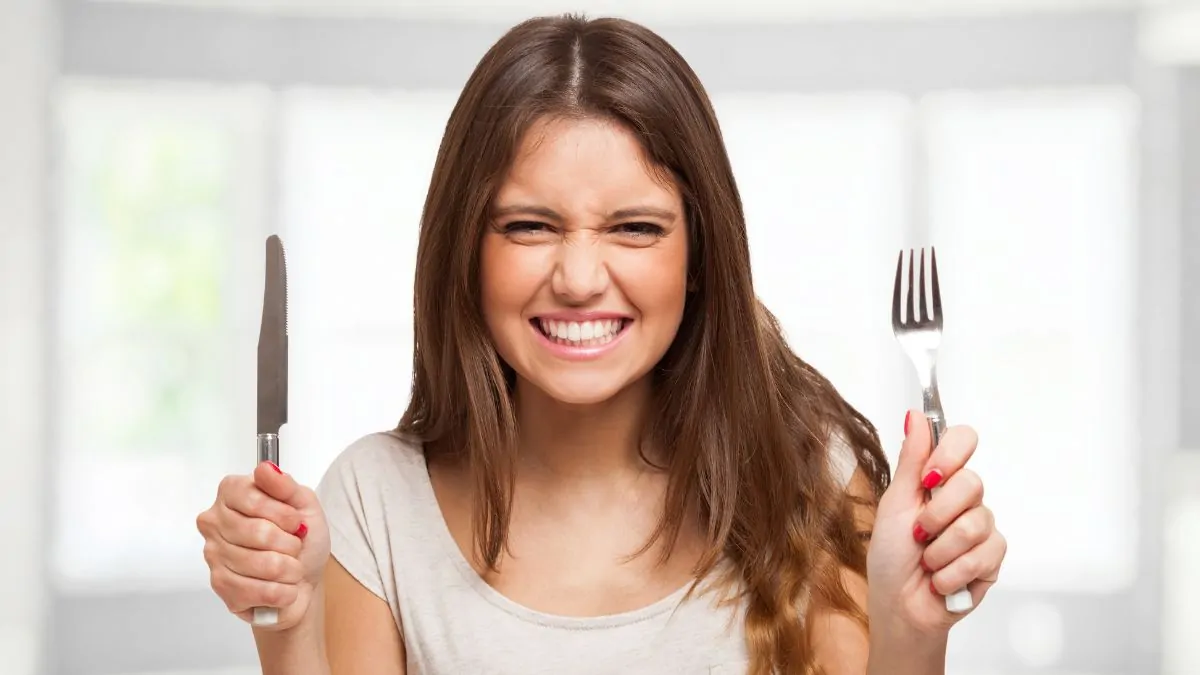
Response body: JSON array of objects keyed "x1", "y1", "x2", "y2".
[{"x1": 495, "y1": 117, "x2": 681, "y2": 213}]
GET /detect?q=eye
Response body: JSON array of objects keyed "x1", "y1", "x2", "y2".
[
  {"x1": 501, "y1": 221, "x2": 551, "y2": 234},
  {"x1": 614, "y1": 222, "x2": 666, "y2": 238}
]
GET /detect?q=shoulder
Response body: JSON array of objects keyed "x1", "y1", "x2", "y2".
[
  {"x1": 316, "y1": 430, "x2": 426, "y2": 504},
  {"x1": 326, "y1": 429, "x2": 423, "y2": 472},
  {"x1": 313, "y1": 431, "x2": 427, "y2": 617}
]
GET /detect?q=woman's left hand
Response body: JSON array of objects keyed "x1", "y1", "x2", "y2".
[{"x1": 866, "y1": 409, "x2": 1007, "y2": 641}]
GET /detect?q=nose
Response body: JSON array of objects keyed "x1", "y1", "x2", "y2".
[{"x1": 551, "y1": 237, "x2": 609, "y2": 304}]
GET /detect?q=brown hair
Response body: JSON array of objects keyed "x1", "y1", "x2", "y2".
[{"x1": 399, "y1": 14, "x2": 891, "y2": 674}]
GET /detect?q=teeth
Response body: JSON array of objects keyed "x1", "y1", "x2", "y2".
[{"x1": 537, "y1": 318, "x2": 625, "y2": 346}]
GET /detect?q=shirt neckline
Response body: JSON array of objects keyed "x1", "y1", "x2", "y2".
[{"x1": 403, "y1": 437, "x2": 698, "y2": 631}]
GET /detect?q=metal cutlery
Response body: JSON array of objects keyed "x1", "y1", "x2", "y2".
[
  {"x1": 253, "y1": 234, "x2": 289, "y2": 627},
  {"x1": 891, "y1": 247, "x2": 974, "y2": 614}
]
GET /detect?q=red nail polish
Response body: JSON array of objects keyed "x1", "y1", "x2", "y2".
[
  {"x1": 921, "y1": 469, "x2": 943, "y2": 490},
  {"x1": 904, "y1": 411, "x2": 912, "y2": 436},
  {"x1": 268, "y1": 462, "x2": 282, "y2": 474},
  {"x1": 294, "y1": 523, "x2": 308, "y2": 539},
  {"x1": 913, "y1": 523, "x2": 930, "y2": 542},
  {"x1": 930, "y1": 579, "x2": 940, "y2": 595}
]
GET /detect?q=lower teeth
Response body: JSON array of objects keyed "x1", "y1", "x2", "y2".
[{"x1": 551, "y1": 334, "x2": 614, "y2": 347}]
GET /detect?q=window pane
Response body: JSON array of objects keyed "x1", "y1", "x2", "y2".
[
  {"x1": 713, "y1": 92, "x2": 913, "y2": 447},
  {"x1": 277, "y1": 90, "x2": 913, "y2": 480},
  {"x1": 53, "y1": 80, "x2": 270, "y2": 587},
  {"x1": 923, "y1": 87, "x2": 1139, "y2": 592},
  {"x1": 277, "y1": 89, "x2": 459, "y2": 485}
]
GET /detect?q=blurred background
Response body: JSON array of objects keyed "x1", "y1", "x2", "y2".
[{"x1": 1, "y1": 0, "x2": 1198, "y2": 673}]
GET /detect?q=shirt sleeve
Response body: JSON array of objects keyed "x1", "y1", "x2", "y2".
[{"x1": 315, "y1": 438, "x2": 389, "y2": 602}]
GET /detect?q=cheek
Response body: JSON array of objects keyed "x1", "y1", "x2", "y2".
[
  {"x1": 614, "y1": 239, "x2": 689, "y2": 322},
  {"x1": 479, "y1": 236, "x2": 550, "y2": 326}
]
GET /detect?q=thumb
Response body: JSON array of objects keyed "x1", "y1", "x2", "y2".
[
  {"x1": 253, "y1": 461, "x2": 316, "y2": 510},
  {"x1": 893, "y1": 409, "x2": 934, "y2": 494}
]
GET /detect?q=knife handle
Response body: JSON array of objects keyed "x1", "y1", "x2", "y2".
[
  {"x1": 252, "y1": 433, "x2": 280, "y2": 627},
  {"x1": 257, "y1": 432, "x2": 279, "y2": 467}
]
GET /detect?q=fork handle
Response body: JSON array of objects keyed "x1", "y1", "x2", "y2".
[
  {"x1": 928, "y1": 412, "x2": 947, "y2": 448},
  {"x1": 924, "y1": 412, "x2": 975, "y2": 614},
  {"x1": 251, "y1": 433, "x2": 280, "y2": 627}
]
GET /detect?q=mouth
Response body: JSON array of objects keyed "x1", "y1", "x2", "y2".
[{"x1": 531, "y1": 317, "x2": 632, "y2": 348}]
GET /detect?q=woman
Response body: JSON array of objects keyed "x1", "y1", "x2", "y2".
[{"x1": 196, "y1": 14, "x2": 1005, "y2": 675}]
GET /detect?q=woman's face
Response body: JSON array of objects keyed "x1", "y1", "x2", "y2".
[{"x1": 480, "y1": 117, "x2": 689, "y2": 406}]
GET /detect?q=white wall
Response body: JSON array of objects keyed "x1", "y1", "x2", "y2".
[
  {"x1": 102, "y1": 0, "x2": 1140, "y2": 21},
  {"x1": 0, "y1": 1, "x2": 54, "y2": 673}
]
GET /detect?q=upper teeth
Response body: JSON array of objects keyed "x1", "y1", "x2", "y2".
[{"x1": 538, "y1": 319, "x2": 622, "y2": 343}]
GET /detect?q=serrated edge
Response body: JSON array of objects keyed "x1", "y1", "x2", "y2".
[{"x1": 279, "y1": 238, "x2": 289, "y2": 336}]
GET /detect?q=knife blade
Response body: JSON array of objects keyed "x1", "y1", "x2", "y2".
[
  {"x1": 257, "y1": 234, "x2": 288, "y2": 440},
  {"x1": 253, "y1": 233, "x2": 288, "y2": 627}
]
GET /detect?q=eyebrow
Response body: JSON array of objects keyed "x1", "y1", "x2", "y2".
[{"x1": 491, "y1": 204, "x2": 679, "y2": 222}]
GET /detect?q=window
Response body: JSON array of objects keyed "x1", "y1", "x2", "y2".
[
  {"x1": 713, "y1": 92, "x2": 914, "y2": 443},
  {"x1": 53, "y1": 80, "x2": 271, "y2": 588},
  {"x1": 47, "y1": 60, "x2": 1151, "y2": 675},
  {"x1": 922, "y1": 87, "x2": 1140, "y2": 593},
  {"x1": 276, "y1": 88, "x2": 461, "y2": 485}
]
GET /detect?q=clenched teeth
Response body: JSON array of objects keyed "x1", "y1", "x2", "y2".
[{"x1": 537, "y1": 318, "x2": 626, "y2": 346}]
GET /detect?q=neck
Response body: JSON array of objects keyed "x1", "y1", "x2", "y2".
[{"x1": 513, "y1": 376, "x2": 655, "y2": 483}]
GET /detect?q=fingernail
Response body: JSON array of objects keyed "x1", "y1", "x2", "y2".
[
  {"x1": 294, "y1": 523, "x2": 308, "y2": 539},
  {"x1": 268, "y1": 462, "x2": 282, "y2": 474},
  {"x1": 930, "y1": 579, "x2": 940, "y2": 595},
  {"x1": 921, "y1": 469, "x2": 943, "y2": 490},
  {"x1": 904, "y1": 411, "x2": 912, "y2": 436},
  {"x1": 913, "y1": 523, "x2": 930, "y2": 542}
]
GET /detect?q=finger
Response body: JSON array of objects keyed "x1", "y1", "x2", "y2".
[
  {"x1": 930, "y1": 530, "x2": 1007, "y2": 598},
  {"x1": 254, "y1": 461, "x2": 317, "y2": 510},
  {"x1": 217, "y1": 504, "x2": 304, "y2": 557},
  {"x1": 213, "y1": 535, "x2": 305, "y2": 584},
  {"x1": 209, "y1": 565, "x2": 300, "y2": 614},
  {"x1": 920, "y1": 505, "x2": 994, "y2": 570},
  {"x1": 914, "y1": 468, "x2": 984, "y2": 541},
  {"x1": 894, "y1": 409, "x2": 934, "y2": 492},
  {"x1": 966, "y1": 577, "x2": 998, "y2": 608},
  {"x1": 221, "y1": 475, "x2": 306, "y2": 536},
  {"x1": 919, "y1": 425, "x2": 978, "y2": 490},
  {"x1": 196, "y1": 508, "x2": 217, "y2": 539}
]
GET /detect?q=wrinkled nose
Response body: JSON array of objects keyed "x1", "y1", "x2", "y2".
[{"x1": 551, "y1": 238, "x2": 609, "y2": 304}]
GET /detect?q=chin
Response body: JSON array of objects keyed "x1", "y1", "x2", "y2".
[
  {"x1": 532, "y1": 379, "x2": 628, "y2": 407},
  {"x1": 519, "y1": 367, "x2": 648, "y2": 407}
]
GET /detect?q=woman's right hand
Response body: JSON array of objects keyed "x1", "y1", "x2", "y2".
[{"x1": 196, "y1": 461, "x2": 331, "y2": 631}]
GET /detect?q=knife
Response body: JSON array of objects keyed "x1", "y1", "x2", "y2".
[{"x1": 253, "y1": 234, "x2": 289, "y2": 627}]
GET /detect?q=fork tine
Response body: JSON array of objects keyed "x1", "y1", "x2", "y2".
[
  {"x1": 930, "y1": 246, "x2": 942, "y2": 322},
  {"x1": 905, "y1": 249, "x2": 915, "y2": 326},
  {"x1": 918, "y1": 248, "x2": 929, "y2": 323},
  {"x1": 892, "y1": 250, "x2": 903, "y2": 327}
]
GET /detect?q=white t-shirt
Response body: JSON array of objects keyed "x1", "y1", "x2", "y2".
[{"x1": 316, "y1": 430, "x2": 858, "y2": 675}]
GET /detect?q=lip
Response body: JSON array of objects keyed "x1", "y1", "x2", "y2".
[
  {"x1": 532, "y1": 310, "x2": 633, "y2": 321},
  {"x1": 530, "y1": 317, "x2": 632, "y2": 361}
]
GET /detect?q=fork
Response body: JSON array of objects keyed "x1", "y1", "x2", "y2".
[{"x1": 891, "y1": 247, "x2": 974, "y2": 614}]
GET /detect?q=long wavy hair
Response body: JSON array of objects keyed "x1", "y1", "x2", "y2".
[{"x1": 398, "y1": 14, "x2": 891, "y2": 674}]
